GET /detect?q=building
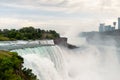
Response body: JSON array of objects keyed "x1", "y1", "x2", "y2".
[
  {"x1": 111, "y1": 27, "x2": 115, "y2": 31},
  {"x1": 99, "y1": 24, "x2": 115, "y2": 32},
  {"x1": 104, "y1": 25, "x2": 112, "y2": 31},
  {"x1": 99, "y1": 23, "x2": 116, "y2": 32},
  {"x1": 98, "y1": 17, "x2": 120, "y2": 32},
  {"x1": 99, "y1": 23, "x2": 105, "y2": 32},
  {"x1": 118, "y1": 18, "x2": 120, "y2": 29}
]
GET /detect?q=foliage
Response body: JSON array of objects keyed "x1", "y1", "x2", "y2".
[
  {"x1": 0, "y1": 51, "x2": 38, "y2": 80},
  {"x1": 0, "y1": 35, "x2": 10, "y2": 41},
  {"x1": 0, "y1": 26, "x2": 60, "y2": 41}
]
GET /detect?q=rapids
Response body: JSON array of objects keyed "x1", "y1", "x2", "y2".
[{"x1": 11, "y1": 39, "x2": 120, "y2": 80}]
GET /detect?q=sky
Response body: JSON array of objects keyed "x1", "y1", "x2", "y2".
[{"x1": 0, "y1": 0, "x2": 120, "y2": 35}]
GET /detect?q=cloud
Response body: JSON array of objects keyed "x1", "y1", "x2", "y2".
[
  {"x1": 0, "y1": 16, "x2": 99, "y2": 32},
  {"x1": 0, "y1": 0, "x2": 120, "y2": 35},
  {"x1": 1, "y1": 0, "x2": 120, "y2": 14}
]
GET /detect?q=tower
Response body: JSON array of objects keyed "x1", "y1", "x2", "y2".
[
  {"x1": 118, "y1": 18, "x2": 120, "y2": 29},
  {"x1": 99, "y1": 23, "x2": 105, "y2": 32},
  {"x1": 113, "y1": 22, "x2": 116, "y2": 28}
]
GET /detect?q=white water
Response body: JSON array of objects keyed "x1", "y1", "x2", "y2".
[
  {"x1": 0, "y1": 40, "x2": 54, "y2": 47},
  {"x1": 0, "y1": 40, "x2": 54, "y2": 50},
  {"x1": 11, "y1": 38, "x2": 120, "y2": 80},
  {"x1": 12, "y1": 46, "x2": 66, "y2": 80}
]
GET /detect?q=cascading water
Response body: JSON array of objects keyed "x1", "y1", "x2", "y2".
[
  {"x1": 11, "y1": 38, "x2": 120, "y2": 80},
  {"x1": 11, "y1": 46, "x2": 67, "y2": 80},
  {"x1": 64, "y1": 45, "x2": 120, "y2": 80}
]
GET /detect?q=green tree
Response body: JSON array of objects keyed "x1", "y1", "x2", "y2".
[
  {"x1": 0, "y1": 26, "x2": 60, "y2": 40},
  {"x1": 0, "y1": 51, "x2": 38, "y2": 80}
]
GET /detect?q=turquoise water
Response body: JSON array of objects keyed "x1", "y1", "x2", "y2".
[{"x1": 11, "y1": 40, "x2": 120, "y2": 80}]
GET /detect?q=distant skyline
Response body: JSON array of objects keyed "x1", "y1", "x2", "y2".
[{"x1": 0, "y1": 0, "x2": 120, "y2": 35}]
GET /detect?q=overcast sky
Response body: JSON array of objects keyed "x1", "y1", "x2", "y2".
[{"x1": 0, "y1": 0, "x2": 120, "y2": 35}]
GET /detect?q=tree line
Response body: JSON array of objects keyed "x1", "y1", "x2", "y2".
[
  {"x1": 0, "y1": 51, "x2": 38, "y2": 80},
  {"x1": 0, "y1": 27, "x2": 60, "y2": 41}
]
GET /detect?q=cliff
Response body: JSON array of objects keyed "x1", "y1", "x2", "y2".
[
  {"x1": 81, "y1": 30, "x2": 120, "y2": 46},
  {"x1": 54, "y1": 37, "x2": 78, "y2": 49}
]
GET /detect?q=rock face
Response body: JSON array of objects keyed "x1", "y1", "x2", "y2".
[
  {"x1": 81, "y1": 30, "x2": 120, "y2": 46},
  {"x1": 54, "y1": 37, "x2": 68, "y2": 46},
  {"x1": 54, "y1": 37, "x2": 78, "y2": 49}
]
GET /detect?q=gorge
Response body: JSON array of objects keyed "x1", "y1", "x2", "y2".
[
  {"x1": 0, "y1": 27, "x2": 120, "y2": 80},
  {"x1": 0, "y1": 36, "x2": 120, "y2": 80}
]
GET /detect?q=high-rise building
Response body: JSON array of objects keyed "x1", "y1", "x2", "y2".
[
  {"x1": 99, "y1": 23, "x2": 105, "y2": 32},
  {"x1": 111, "y1": 27, "x2": 115, "y2": 31},
  {"x1": 104, "y1": 25, "x2": 111, "y2": 31},
  {"x1": 118, "y1": 18, "x2": 120, "y2": 29}
]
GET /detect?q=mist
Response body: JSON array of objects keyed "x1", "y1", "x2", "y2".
[
  {"x1": 61, "y1": 31, "x2": 120, "y2": 80},
  {"x1": 11, "y1": 30, "x2": 120, "y2": 80}
]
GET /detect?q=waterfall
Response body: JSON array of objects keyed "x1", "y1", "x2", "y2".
[
  {"x1": 11, "y1": 40, "x2": 120, "y2": 80},
  {"x1": 11, "y1": 46, "x2": 67, "y2": 80}
]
